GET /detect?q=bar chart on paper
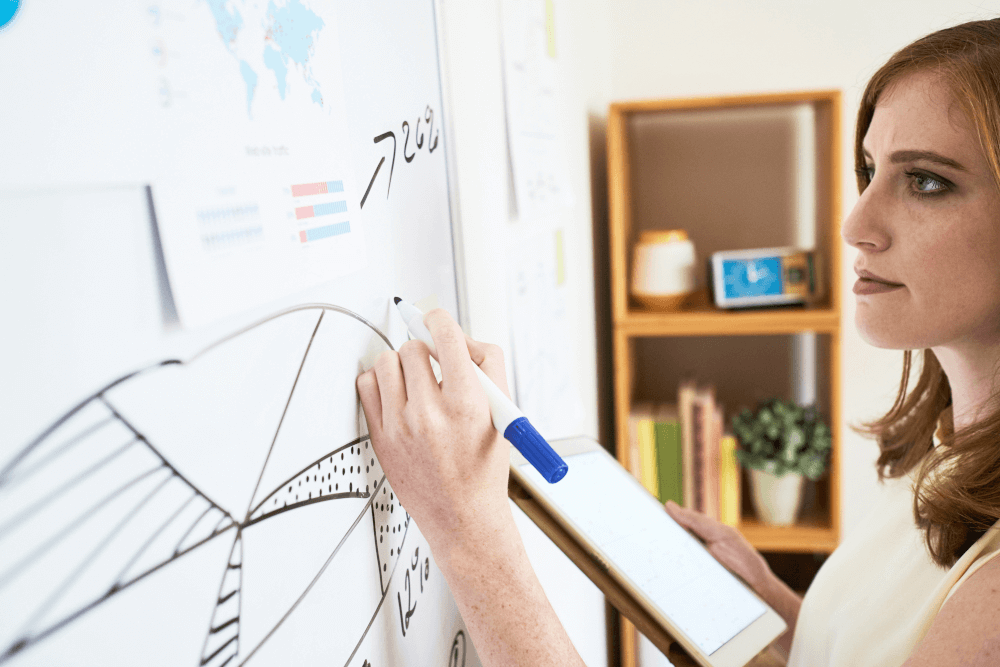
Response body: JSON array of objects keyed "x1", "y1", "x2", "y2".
[
  {"x1": 153, "y1": 176, "x2": 367, "y2": 329},
  {"x1": 142, "y1": 0, "x2": 368, "y2": 329},
  {"x1": 290, "y1": 179, "x2": 352, "y2": 245}
]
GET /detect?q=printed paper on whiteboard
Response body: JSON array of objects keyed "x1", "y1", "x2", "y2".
[
  {"x1": 508, "y1": 231, "x2": 583, "y2": 438},
  {"x1": 500, "y1": 0, "x2": 573, "y2": 218},
  {"x1": 150, "y1": 0, "x2": 367, "y2": 328}
]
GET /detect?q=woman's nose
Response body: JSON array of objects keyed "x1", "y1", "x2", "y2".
[{"x1": 841, "y1": 181, "x2": 892, "y2": 252}]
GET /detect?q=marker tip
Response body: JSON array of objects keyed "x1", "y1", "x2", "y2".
[{"x1": 393, "y1": 296, "x2": 402, "y2": 305}]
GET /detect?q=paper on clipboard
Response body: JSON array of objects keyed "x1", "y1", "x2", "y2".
[{"x1": 509, "y1": 438, "x2": 786, "y2": 667}]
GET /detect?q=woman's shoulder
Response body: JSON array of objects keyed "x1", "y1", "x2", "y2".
[{"x1": 904, "y1": 546, "x2": 1000, "y2": 666}]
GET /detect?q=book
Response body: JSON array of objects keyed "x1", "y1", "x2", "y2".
[
  {"x1": 627, "y1": 403, "x2": 659, "y2": 497},
  {"x1": 654, "y1": 407, "x2": 682, "y2": 506},
  {"x1": 626, "y1": 405, "x2": 644, "y2": 479},
  {"x1": 691, "y1": 399, "x2": 704, "y2": 512},
  {"x1": 719, "y1": 434, "x2": 741, "y2": 527},
  {"x1": 678, "y1": 381, "x2": 728, "y2": 520},
  {"x1": 707, "y1": 400, "x2": 723, "y2": 521},
  {"x1": 676, "y1": 380, "x2": 698, "y2": 510},
  {"x1": 638, "y1": 414, "x2": 658, "y2": 498},
  {"x1": 688, "y1": 385, "x2": 717, "y2": 518},
  {"x1": 697, "y1": 391, "x2": 721, "y2": 521},
  {"x1": 633, "y1": 395, "x2": 729, "y2": 522}
]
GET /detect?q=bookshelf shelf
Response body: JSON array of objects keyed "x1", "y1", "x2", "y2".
[
  {"x1": 738, "y1": 520, "x2": 839, "y2": 554},
  {"x1": 620, "y1": 290, "x2": 840, "y2": 336},
  {"x1": 606, "y1": 90, "x2": 843, "y2": 667}
]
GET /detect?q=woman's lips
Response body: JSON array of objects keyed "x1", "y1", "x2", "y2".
[{"x1": 853, "y1": 278, "x2": 904, "y2": 295}]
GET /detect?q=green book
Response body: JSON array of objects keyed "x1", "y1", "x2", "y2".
[{"x1": 655, "y1": 420, "x2": 683, "y2": 506}]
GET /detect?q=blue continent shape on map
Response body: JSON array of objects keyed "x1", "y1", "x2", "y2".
[
  {"x1": 263, "y1": 0, "x2": 325, "y2": 108},
  {"x1": 262, "y1": 45, "x2": 288, "y2": 100},
  {"x1": 203, "y1": 0, "x2": 326, "y2": 119},
  {"x1": 239, "y1": 60, "x2": 258, "y2": 115},
  {"x1": 205, "y1": 0, "x2": 243, "y2": 50}
]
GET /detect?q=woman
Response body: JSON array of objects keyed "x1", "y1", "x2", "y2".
[{"x1": 356, "y1": 18, "x2": 1000, "y2": 667}]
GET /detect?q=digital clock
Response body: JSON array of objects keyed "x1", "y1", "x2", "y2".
[{"x1": 709, "y1": 247, "x2": 821, "y2": 308}]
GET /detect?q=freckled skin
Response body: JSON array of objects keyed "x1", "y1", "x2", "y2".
[
  {"x1": 844, "y1": 72, "x2": 1000, "y2": 667},
  {"x1": 843, "y1": 72, "x2": 1000, "y2": 355},
  {"x1": 356, "y1": 310, "x2": 586, "y2": 667}
]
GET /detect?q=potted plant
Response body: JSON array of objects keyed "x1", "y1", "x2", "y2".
[{"x1": 731, "y1": 398, "x2": 832, "y2": 526}]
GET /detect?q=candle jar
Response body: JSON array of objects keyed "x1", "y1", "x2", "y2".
[{"x1": 630, "y1": 229, "x2": 696, "y2": 310}]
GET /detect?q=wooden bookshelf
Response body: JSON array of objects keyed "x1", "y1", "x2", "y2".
[
  {"x1": 618, "y1": 290, "x2": 839, "y2": 337},
  {"x1": 607, "y1": 90, "x2": 842, "y2": 666}
]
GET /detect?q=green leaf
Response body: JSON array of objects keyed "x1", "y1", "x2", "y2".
[
  {"x1": 781, "y1": 445, "x2": 797, "y2": 465},
  {"x1": 738, "y1": 398, "x2": 831, "y2": 471},
  {"x1": 736, "y1": 451, "x2": 768, "y2": 472},
  {"x1": 800, "y1": 454, "x2": 827, "y2": 480},
  {"x1": 784, "y1": 426, "x2": 805, "y2": 450}
]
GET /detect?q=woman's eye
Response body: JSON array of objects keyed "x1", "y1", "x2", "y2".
[{"x1": 908, "y1": 171, "x2": 947, "y2": 194}]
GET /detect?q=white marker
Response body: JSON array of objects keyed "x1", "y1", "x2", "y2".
[{"x1": 394, "y1": 298, "x2": 568, "y2": 483}]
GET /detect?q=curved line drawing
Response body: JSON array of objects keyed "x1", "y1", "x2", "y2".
[
  {"x1": 447, "y1": 630, "x2": 467, "y2": 667},
  {"x1": 0, "y1": 303, "x2": 410, "y2": 666}
]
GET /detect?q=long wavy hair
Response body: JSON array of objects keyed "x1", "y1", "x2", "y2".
[{"x1": 855, "y1": 18, "x2": 1000, "y2": 568}]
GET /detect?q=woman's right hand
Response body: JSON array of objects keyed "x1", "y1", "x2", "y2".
[
  {"x1": 665, "y1": 500, "x2": 773, "y2": 594},
  {"x1": 666, "y1": 501, "x2": 802, "y2": 659}
]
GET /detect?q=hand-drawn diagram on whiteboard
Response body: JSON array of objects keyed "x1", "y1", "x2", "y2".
[{"x1": 0, "y1": 304, "x2": 467, "y2": 667}]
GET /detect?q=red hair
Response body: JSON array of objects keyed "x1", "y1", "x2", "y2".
[{"x1": 855, "y1": 18, "x2": 1000, "y2": 568}]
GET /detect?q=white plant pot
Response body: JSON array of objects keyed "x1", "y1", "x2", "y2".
[{"x1": 748, "y1": 467, "x2": 805, "y2": 526}]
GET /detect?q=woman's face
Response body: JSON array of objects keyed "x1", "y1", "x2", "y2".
[{"x1": 843, "y1": 70, "x2": 1000, "y2": 352}]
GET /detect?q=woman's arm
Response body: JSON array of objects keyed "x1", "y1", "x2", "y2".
[
  {"x1": 356, "y1": 309, "x2": 586, "y2": 667},
  {"x1": 665, "y1": 502, "x2": 802, "y2": 657}
]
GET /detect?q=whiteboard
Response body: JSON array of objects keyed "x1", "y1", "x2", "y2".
[{"x1": 0, "y1": 2, "x2": 478, "y2": 666}]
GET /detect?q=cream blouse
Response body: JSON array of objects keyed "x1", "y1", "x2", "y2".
[{"x1": 787, "y1": 468, "x2": 1000, "y2": 667}]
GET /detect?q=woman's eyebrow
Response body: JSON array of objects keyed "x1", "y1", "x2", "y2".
[
  {"x1": 890, "y1": 150, "x2": 967, "y2": 171},
  {"x1": 863, "y1": 147, "x2": 967, "y2": 171}
]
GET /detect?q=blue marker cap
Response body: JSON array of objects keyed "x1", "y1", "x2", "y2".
[{"x1": 504, "y1": 417, "x2": 568, "y2": 483}]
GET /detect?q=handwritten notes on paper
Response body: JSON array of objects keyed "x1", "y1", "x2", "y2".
[
  {"x1": 500, "y1": 0, "x2": 573, "y2": 217},
  {"x1": 508, "y1": 230, "x2": 583, "y2": 439}
]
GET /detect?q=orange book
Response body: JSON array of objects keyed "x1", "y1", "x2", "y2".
[{"x1": 703, "y1": 400, "x2": 723, "y2": 522}]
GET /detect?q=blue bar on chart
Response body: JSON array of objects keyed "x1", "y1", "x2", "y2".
[
  {"x1": 299, "y1": 221, "x2": 351, "y2": 243},
  {"x1": 295, "y1": 200, "x2": 348, "y2": 220}
]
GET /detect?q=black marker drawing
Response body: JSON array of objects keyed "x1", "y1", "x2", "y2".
[
  {"x1": 397, "y1": 546, "x2": 430, "y2": 637},
  {"x1": 360, "y1": 104, "x2": 441, "y2": 209},
  {"x1": 447, "y1": 630, "x2": 467, "y2": 667},
  {"x1": 424, "y1": 106, "x2": 439, "y2": 153},
  {"x1": 361, "y1": 132, "x2": 397, "y2": 209},
  {"x1": 402, "y1": 121, "x2": 416, "y2": 163},
  {"x1": 0, "y1": 304, "x2": 415, "y2": 667}
]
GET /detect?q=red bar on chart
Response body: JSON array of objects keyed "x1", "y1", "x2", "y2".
[
  {"x1": 292, "y1": 183, "x2": 326, "y2": 197},
  {"x1": 295, "y1": 205, "x2": 314, "y2": 220},
  {"x1": 291, "y1": 180, "x2": 345, "y2": 197},
  {"x1": 299, "y1": 230, "x2": 308, "y2": 242}
]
